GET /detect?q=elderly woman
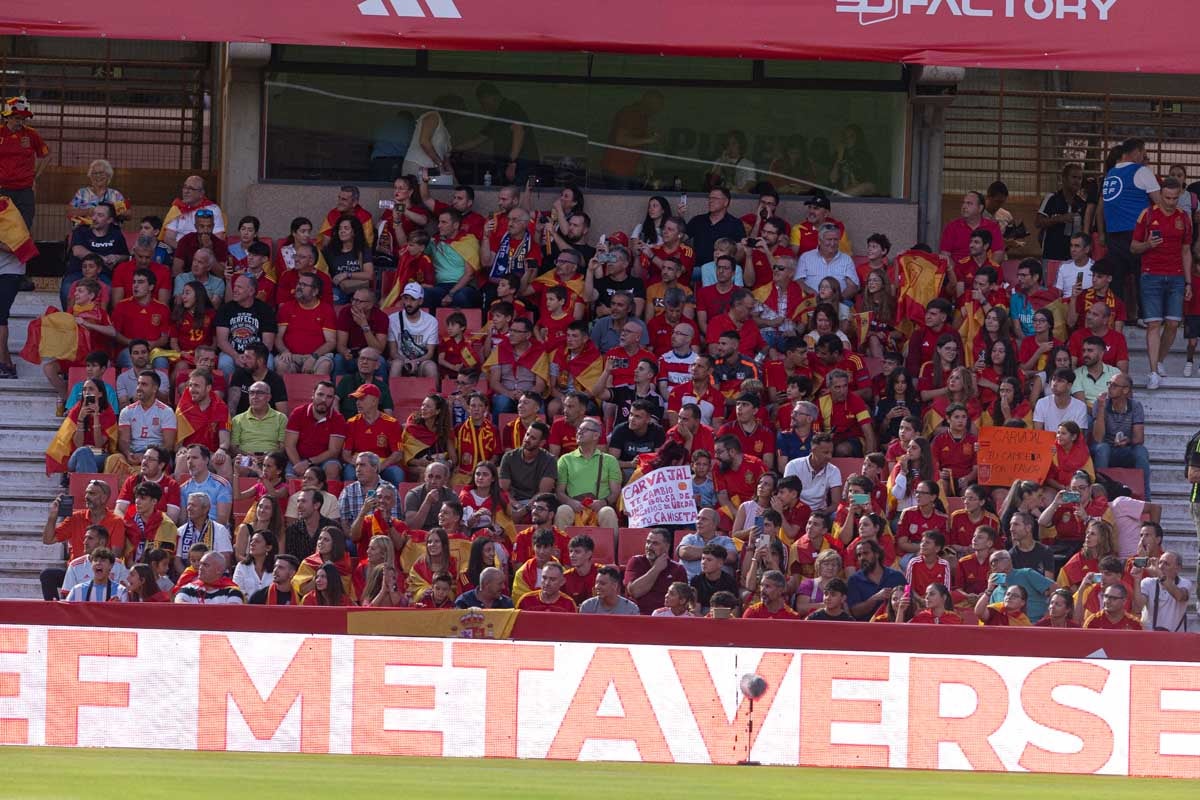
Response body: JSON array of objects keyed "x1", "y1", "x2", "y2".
[
  {"x1": 66, "y1": 159, "x2": 129, "y2": 227},
  {"x1": 794, "y1": 549, "x2": 844, "y2": 617}
]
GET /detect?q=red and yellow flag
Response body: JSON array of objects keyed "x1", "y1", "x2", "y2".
[
  {"x1": 0, "y1": 195, "x2": 37, "y2": 263},
  {"x1": 45, "y1": 404, "x2": 118, "y2": 475},
  {"x1": 895, "y1": 250, "x2": 947, "y2": 336}
]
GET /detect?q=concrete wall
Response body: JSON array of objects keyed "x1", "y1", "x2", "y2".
[{"x1": 239, "y1": 182, "x2": 918, "y2": 256}]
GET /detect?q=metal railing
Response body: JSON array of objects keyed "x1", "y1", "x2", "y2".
[{"x1": 944, "y1": 78, "x2": 1200, "y2": 197}]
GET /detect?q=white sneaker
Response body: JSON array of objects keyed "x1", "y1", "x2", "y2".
[
  {"x1": 1147, "y1": 372, "x2": 1162, "y2": 390},
  {"x1": 1186, "y1": 361, "x2": 1195, "y2": 378},
  {"x1": 1157, "y1": 362, "x2": 1169, "y2": 377}
]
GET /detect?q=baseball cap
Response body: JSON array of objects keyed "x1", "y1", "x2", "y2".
[
  {"x1": 2, "y1": 96, "x2": 32, "y2": 119},
  {"x1": 349, "y1": 383, "x2": 381, "y2": 399},
  {"x1": 607, "y1": 232, "x2": 630, "y2": 248},
  {"x1": 401, "y1": 282, "x2": 424, "y2": 300},
  {"x1": 805, "y1": 194, "x2": 831, "y2": 210}
]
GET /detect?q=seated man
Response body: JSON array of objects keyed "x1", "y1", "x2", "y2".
[
  {"x1": 171, "y1": 207, "x2": 228, "y2": 275},
  {"x1": 554, "y1": 419, "x2": 620, "y2": 532},
  {"x1": 454, "y1": 566, "x2": 514, "y2": 609},
  {"x1": 624, "y1": 528, "x2": 688, "y2": 616},
  {"x1": 123, "y1": 481, "x2": 180, "y2": 563},
  {"x1": 499, "y1": 423, "x2": 558, "y2": 524},
  {"x1": 275, "y1": 272, "x2": 337, "y2": 376},
  {"x1": 512, "y1": 528, "x2": 564, "y2": 600},
  {"x1": 174, "y1": 369, "x2": 232, "y2": 482},
  {"x1": 483, "y1": 317, "x2": 549, "y2": 416},
  {"x1": 106, "y1": 371, "x2": 177, "y2": 478},
  {"x1": 110, "y1": 269, "x2": 171, "y2": 370},
  {"x1": 515, "y1": 561, "x2": 577, "y2": 612},
  {"x1": 161, "y1": 176, "x2": 225, "y2": 252},
  {"x1": 172, "y1": 247, "x2": 225, "y2": 306},
  {"x1": 284, "y1": 380, "x2": 347, "y2": 482},
  {"x1": 112, "y1": 234, "x2": 171, "y2": 306},
  {"x1": 178, "y1": 447, "x2": 233, "y2": 528},
  {"x1": 175, "y1": 552, "x2": 244, "y2": 604},
  {"x1": 317, "y1": 184, "x2": 375, "y2": 248},
  {"x1": 386, "y1": 283, "x2": 439, "y2": 379},
  {"x1": 214, "y1": 273, "x2": 277, "y2": 376},
  {"x1": 580, "y1": 565, "x2": 641, "y2": 615},
  {"x1": 227, "y1": 342, "x2": 288, "y2": 416},
  {"x1": 742, "y1": 570, "x2": 801, "y2": 619},
  {"x1": 333, "y1": 287, "x2": 389, "y2": 377},
  {"x1": 230, "y1": 380, "x2": 287, "y2": 476},
  {"x1": 55, "y1": 524, "x2": 128, "y2": 601},
  {"x1": 115, "y1": 339, "x2": 169, "y2": 407},
  {"x1": 425, "y1": 208, "x2": 482, "y2": 309},
  {"x1": 561, "y1": 533, "x2": 605, "y2": 606},
  {"x1": 112, "y1": 445, "x2": 180, "y2": 520},
  {"x1": 248, "y1": 554, "x2": 300, "y2": 605},
  {"x1": 689, "y1": 543, "x2": 740, "y2": 613},
  {"x1": 512, "y1": 493, "x2": 569, "y2": 565},
  {"x1": 175, "y1": 492, "x2": 234, "y2": 573},
  {"x1": 62, "y1": 202, "x2": 128, "y2": 308}
]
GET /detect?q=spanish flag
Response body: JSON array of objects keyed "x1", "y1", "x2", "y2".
[
  {"x1": 317, "y1": 205, "x2": 376, "y2": 249},
  {"x1": 266, "y1": 238, "x2": 330, "y2": 282},
  {"x1": 752, "y1": 281, "x2": 814, "y2": 326},
  {"x1": 849, "y1": 310, "x2": 873, "y2": 350},
  {"x1": 957, "y1": 299, "x2": 986, "y2": 363},
  {"x1": 401, "y1": 413, "x2": 441, "y2": 465},
  {"x1": 20, "y1": 304, "x2": 108, "y2": 366},
  {"x1": 1029, "y1": 290, "x2": 1070, "y2": 342},
  {"x1": 0, "y1": 195, "x2": 37, "y2": 263},
  {"x1": 551, "y1": 341, "x2": 604, "y2": 396},
  {"x1": 45, "y1": 404, "x2": 118, "y2": 475},
  {"x1": 483, "y1": 339, "x2": 550, "y2": 391},
  {"x1": 895, "y1": 250, "x2": 947, "y2": 337},
  {"x1": 158, "y1": 197, "x2": 217, "y2": 242},
  {"x1": 532, "y1": 271, "x2": 585, "y2": 301}
]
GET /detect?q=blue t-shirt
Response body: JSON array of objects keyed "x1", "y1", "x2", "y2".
[
  {"x1": 66, "y1": 379, "x2": 119, "y2": 411},
  {"x1": 1102, "y1": 162, "x2": 1158, "y2": 234},
  {"x1": 989, "y1": 567, "x2": 1056, "y2": 623},
  {"x1": 676, "y1": 532, "x2": 737, "y2": 580},
  {"x1": 847, "y1": 566, "x2": 907, "y2": 619},
  {"x1": 1010, "y1": 290, "x2": 1035, "y2": 337},
  {"x1": 179, "y1": 474, "x2": 233, "y2": 520}
]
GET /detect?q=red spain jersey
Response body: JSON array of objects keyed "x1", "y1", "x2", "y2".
[
  {"x1": 277, "y1": 300, "x2": 336, "y2": 354},
  {"x1": 763, "y1": 359, "x2": 815, "y2": 396},
  {"x1": 344, "y1": 412, "x2": 403, "y2": 459},
  {"x1": 562, "y1": 564, "x2": 604, "y2": 606},
  {"x1": 277, "y1": 267, "x2": 335, "y2": 305},
  {"x1": 957, "y1": 551, "x2": 992, "y2": 593},
  {"x1": 0, "y1": 124, "x2": 49, "y2": 188},
  {"x1": 695, "y1": 283, "x2": 736, "y2": 322},
  {"x1": 896, "y1": 506, "x2": 949, "y2": 546},
  {"x1": 438, "y1": 334, "x2": 480, "y2": 376},
  {"x1": 111, "y1": 299, "x2": 172, "y2": 343},
  {"x1": 905, "y1": 556, "x2": 952, "y2": 596},
  {"x1": 816, "y1": 393, "x2": 871, "y2": 444},
  {"x1": 715, "y1": 420, "x2": 775, "y2": 462},
  {"x1": 643, "y1": 242, "x2": 695, "y2": 285},
  {"x1": 1134, "y1": 205, "x2": 1192, "y2": 276},
  {"x1": 667, "y1": 381, "x2": 726, "y2": 425},
  {"x1": 1066, "y1": 326, "x2": 1128, "y2": 368},
  {"x1": 706, "y1": 313, "x2": 767, "y2": 356},
  {"x1": 539, "y1": 311, "x2": 574, "y2": 353},
  {"x1": 649, "y1": 315, "x2": 700, "y2": 356},
  {"x1": 605, "y1": 347, "x2": 656, "y2": 389},
  {"x1": 1083, "y1": 611, "x2": 1142, "y2": 631},
  {"x1": 808, "y1": 352, "x2": 869, "y2": 394},
  {"x1": 516, "y1": 592, "x2": 577, "y2": 613},
  {"x1": 713, "y1": 453, "x2": 767, "y2": 505},
  {"x1": 512, "y1": 526, "x2": 570, "y2": 567},
  {"x1": 947, "y1": 509, "x2": 999, "y2": 549},
  {"x1": 178, "y1": 395, "x2": 230, "y2": 451},
  {"x1": 1073, "y1": 289, "x2": 1126, "y2": 328},
  {"x1": 930, "y1": 431, "x2": 977, "y2": 481},
  {"x1": 743, "y1": 602, "x2": 800, "y2": 620}
]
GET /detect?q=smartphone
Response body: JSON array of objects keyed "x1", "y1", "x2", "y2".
[
  {"x1": 992, "y1": 572, "x2": 1007, "y2": 586},
  {"x1": 759, "y1": 206, "x2": 769, "y2": 220},
  {"x1": 851, "y1": 492, "x2": 870, "y2": 506},
  {"x1": 57, "y1": 494, "x2": 74, "y2": 519},
  {"x1": 902, "y1": 585, "x2": 912, "y2": 599},
  {"x1": 1089, "y1": 573, "x2": 1103, "y2": 584},
  {"x1": 712, "y1": 607, "x2": 733, "y2": 619},
  {"x1": 597, "y1": 234, "x2": 607, "y2": 249},
  {"x1": 1151, "y1": 229, "x2": 1163, "y2": 241},
  {"x1": 366, "y1": 489, "x2": 376, "y2": 500},
  {"x1": 1133, "y1": 557, "x2": 1149, "y2": 568},
  {"x1": 895, "y1": 400, "x2": 906, "y2": 408},
  {"x1": 754, "y1": 514, "x2": 764, "y2": 537},
  {"x1": 425, "y1": 167, "x2": 442, "y2": 177},
  {"x1": 679, "y1": 193, "x2": 688, "y2": 209},
  {"x1": 1061, "y1": 491, "x2": 1081, "y2": 504},
  {"x1": 378, "y1": 199, "x2": 395, "y2": 210}
]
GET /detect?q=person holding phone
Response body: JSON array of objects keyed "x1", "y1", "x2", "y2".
[{"x1": 1132, "y1": 177, "x2": 1192, "y2": 388}]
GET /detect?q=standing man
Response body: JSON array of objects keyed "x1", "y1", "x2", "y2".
[
  {"x1": 458, "y1": 82, "x2": 539, "y2": 184},
  {"x1": 1132, "y1": 176, "x2": 1192, "y2": 388},
  {"x1": 317, "y1": 185, "x2": 375, "y2": 248},
  {"x1": 0, "y1": 96, "x2": 49, "y2": 228},
  {"x1": 1036, "y1": 163, "x2": 1086, "y2": 262},
  {"x1": 1102, "y1": 138, "x2": 1161, "y2": 323},
  {"x1": 685, "y1": 187, "x2": 747, "y2": 268}
]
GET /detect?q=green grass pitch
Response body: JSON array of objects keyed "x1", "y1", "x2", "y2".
[{"x1": 2, "y1": 747, "x2": 1196, "y2": 799}]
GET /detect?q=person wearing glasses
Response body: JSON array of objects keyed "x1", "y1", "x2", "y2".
[
  {"x1": 554, "y1": 419, "x2": 620, "y2": 532},
  {"x1": 1082, "y1": 582, "x2": 1144, "y2": 630},
  {"x1": 275, "y1": 272, "x2": 336, "y2": 376},
  {"x1": 161, "y1": 175, "x2": 224, "y2": 252}
]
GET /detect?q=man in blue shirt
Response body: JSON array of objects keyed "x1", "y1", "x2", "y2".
[
  {"x1": 1102, "y1": 138, "x2": 1162, "y2": 321},
  {"x1": 847, "y1": 539, "x2": 907, "y2": 620}
]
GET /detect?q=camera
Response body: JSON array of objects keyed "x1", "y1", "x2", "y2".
[{"x1": 745, "y1": 237, "x2": 759, "y2": 248}]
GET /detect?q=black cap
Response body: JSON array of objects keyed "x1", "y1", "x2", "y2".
[{"x1": 806, "y1": 194, "x2": 832, "y2": 210}]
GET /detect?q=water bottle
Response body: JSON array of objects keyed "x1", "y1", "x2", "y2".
[{"x1": 483, "y1": 171, "x2": 493, "y2": 187}]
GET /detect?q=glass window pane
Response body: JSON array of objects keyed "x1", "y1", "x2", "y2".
[
  {"x1": 763, "y1": 60, "x2": 902, "y2": 82},
  {"x1": 428, "y1": 51, "x2": 587, "y2": 77},
  {"x1": 591, "y1": 54, "x2": 752, "y2": 81},
  {"x1": 275, "y1": 45, "x2": 417, "y2": 67}
]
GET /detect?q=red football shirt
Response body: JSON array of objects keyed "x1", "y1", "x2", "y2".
[
  {"x1": 957, "y1": 551, "x2": 991, "y2": 593},
  {"x1": 713, "y1": 453, "x2": 767, "y2": 504},
  {"x1": 648, "y1": 315, "x2": 700, "y2": 356},
  {"x1": 930, "y1": 431, "x2": 978, "y2": 481},
  {"x1": 605, "y1": 347, "x2": 656, "y2": 389},
  {"x1": 716, "y1": 420, "x2": 775, "y2": 463},
  {"x1": 179, "y1": 396, "x2": 230, "y2": 451},
  {"x1": 696, "y1": 284, "x2": 736, "y2": 321},
  {"x1": 668, "y1": 381, "x2": 727, "y2": 426},
  {"x1": 1134, "y1": 205, "x2": 1192, "y2": 276},
  {"x1": 344, "y1": 413, "x2": 403, "y2": 459},
  {"x1": 742, "y1": 602, "x2": 800, "y2": 620},
  {"x1": 278, "y1": 300, "x2": 337, "y2": 354},
  {"x1": 110, "y1": 299, "x2": 172, "y2": 343},
  {"x1": 112, "y1": 260, "x2": 171, "y2": 300},
  {"x1": 286, "y1": 404, "x2": 348, "y2": 460},
  {"x1": 706, "y1": 313, "x2": 766, "y2": 355},
  {"x1": 1066, "y1": 326, "x2": 1129, "y2": 367},
  {"x1": 896, "y1": 507, "x2": 949, "y2": 547},
  {"x1": 0, "y1": 125, "x2": 49, "y2": 188},
  {"x1": 516, "y1": 592, "x2": 577, "y2": 613}
]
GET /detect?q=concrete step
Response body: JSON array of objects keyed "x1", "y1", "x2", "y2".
[
  {"x1": 0, "y1": 393, "x2": 60, "y2": 423},
  {"x1": 0, "y1": 577, "x2": 43, "y2": 600},
  {"x1": 0, "y1": 427, "x2": 67, "y2": 461}
]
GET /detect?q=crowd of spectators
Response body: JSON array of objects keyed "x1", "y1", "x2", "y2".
[{"x1": 11, "y1": 128, "x2": 1195, "y2": 632}]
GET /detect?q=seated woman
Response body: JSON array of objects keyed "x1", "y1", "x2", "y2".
[
  {"x1": 855, "y1": 268, "x2": 901, "y2": 358},
  {"x1": 1035, "y1": 588, "x2": 1080, "y2": 628},
  {"x1": 301, "y1": 561, "x2": 353, "y2": 606},
  {"x1": 900, "y1": 582, "x2": 963, "y2": 624},
  {"x1": 234, "y1": 495, "x2": 284, "y2": 563},
  {"x1": 293, "y1": 526, "x2": 355, "y2": 602},
  {"x1": 232, "y1": 529, "x2": 279, "y2": 599},
  {"x1": 44, "y1": 376, "x2": 118, "y2": 477},
  {"x1": 740, "y1": 534, "x2": 789, "y2": 607},
  {"x1": 1054, "y1": 517, "x2": 1117, "y2": 591},
  {"x1": 123, "y1": 563, "x2": 170, "y2": 603},
  {"x1": 981, "y1": 376, "x2": 1032, "y2": 428},
  {"x1": 873, "y1": 370, "x2": 921, "y2": 448},
  {"x1": 1046, "y1": 421, "x2": 1094, "y2": 491},
  {"x1": 651, "y1": 581, "x2": 697, "y2": 617},
  {"x1": 842, "y1": 511, "x2": 897, "y2": 571},
  {"x1": 168, "y1": 280, "x2": 217, "y2": 386},
  {"x1": 406, "y1": 527, "x2": 460, "y2": 602},
  {"x1": 922, "y1": 366, "x2": 981, "y2": 436},
  {"x1": 803, "y1": 301, "x2": 851, "y2": 350},
  {"x1": 886, "y1": 436, "x2": 936, "y2": 516},
  {"x1": 66, "y1": 159, "x2": 129, "y2": 228},
  {"x1": 358, "y1": 535, "x2": 408, "y2": 607},
  {"x1": 793, "y1": 549, "x2": 844, "y2": 617},
  {"x1": 401, "y1": 394, "x2": 456, "y2": 481},
  {"x1": 974, "y1": 338, "x2": 1023, "y2": 410},
  {"x1": 917, "y1": 333, "x2": 964, "y2": 404},
  {"x1": 975, "y1": 583, "x2": 1032, "y2": 626},
  {"x1": 1018, "y1": 308, "x2": 1062, "y2": 380},
  {"x1": 894, "y1": 479, "x2": 949, "y2": 568},
  {"x1": 458, "y1": 461, "x2": 515, "y2": 541}
]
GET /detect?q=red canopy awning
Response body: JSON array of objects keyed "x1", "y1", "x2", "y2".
[{"x1": 0, "y1": 0, "x2": 1180, "y2": 75}]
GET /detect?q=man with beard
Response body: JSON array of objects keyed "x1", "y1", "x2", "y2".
[
  {"x1": 847, "y1": 539, "x2": 907, "y2": 620},
  {"x1": 215, "y1": 273, "x2": 277, "y2": 377},
  {"x1": 283, "y1": 380, "x2": 347, "y2": 483},
  {"x1": 499, "y1": 422, "x2": 558, "y2": 523},
  {"x1": 713, "y1": 434, "x2": 767, "y2": 531}
]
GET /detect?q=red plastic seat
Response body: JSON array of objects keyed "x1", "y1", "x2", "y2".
[
  {"x1": 69, "y1": 473, "x2": 120, "y2": 509},
  {"x1": 566, "y1": 526, "x2": 616, "y2": 566},
  {"x1": 617, "y1": 527, "x2": 651, "y2": 564}
]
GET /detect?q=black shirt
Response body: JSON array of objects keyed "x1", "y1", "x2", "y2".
[
  {"x1": 215, "y1": 299, "x2": 278, "y2": 353},
  {"x1": 690, "y1": 570, "x2": 739, "y2": 610},
  {"x1": 1037, "y1": 190, "x2": 1086, "y2": 260},
  {"x1": 1009, "y1": 543, "x2": 1055, "y2": 577},
  {"x1": 229, "y1": 367, "x2": 288, "y2": 415},
  {"x1": 68, "y1": 225, "x2": 128, "y2": 272},
  {"x1": 808, "y1": 608, "x2": 855, "y2": 621},
  {"x1": 610, "y1": 386, "x2": 666, "y2": 425},
  {"x1": 607, "y1": 421, "x2": 665, "y2": 463},
  {"x1": 249, "y1": 585, "x2": 295, "y2": 605},
  {"x1": 594, "y1": 274, "x2": 646, "y2": 308},
  {"x1": 685, "y1": 210, "x2": 747, "y2": 266},
  {"x1": 482, "y1": 98, "x2": 539, "y2": 163},
  {"x1": 324, "y1": 246, "x2": 371, "y2": 279},
  {"x1": 284, "y1": 514, "x2": 340, "y2": 560}
]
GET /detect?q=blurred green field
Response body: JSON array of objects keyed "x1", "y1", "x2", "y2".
[{"x1": 3, "y1": 747, "x2": 1195, "y2": 799}]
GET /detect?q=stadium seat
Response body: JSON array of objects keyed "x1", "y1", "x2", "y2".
[
  {"x1": 231, "y1": 477, "x2": 260, "y2": 519},
  {"x1": 1044, "y1": 259, "x2": 1065, "y2": 289},
  {"x1": 566, "y1": 526, "x2": 616, "y2": 565},
  {"x1": 1001, "y1": 259, "x2": 1021, "y2": 287},
  {"x1": 617, "y1": 527, "x2": 650, "y2": 564},
  {"x1": 68, "y1": 366, "x2": 117, "y2": 390},
  {"x1": 945, "y1": 496, "x2": 965, "y2": 514},
  {"x1": 1098, "y1": 467, "x2": 1145, "y2": 501},
  {"x1": 831, "y1": 458, "x2": 862, "y2": 479},
  {"x1": 282, "y1": 373, "x2": 321, "y2": 412},
  {"x1": 286, "y1": 477, "x2": 343, "y2": 496},
  {"x1": 396, "y1": 482, "x2": 419, "y2": 507},
  {"x1": 436, "y1": 307, "x2": 482, "y2": 334},
  {"x1": 68, "y1": 472, "x2": 119, "y2": 509},
  {"x1": 389, "y1": 376, "x2": 437, "y2": 407},
  {"x1": 123, "y1": 230, "x2": 138, "y2": 251}
]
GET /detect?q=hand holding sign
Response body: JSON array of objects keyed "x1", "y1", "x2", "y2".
[{"x1": 976, "y1": 427, "x2": 1057, "y2": 486}]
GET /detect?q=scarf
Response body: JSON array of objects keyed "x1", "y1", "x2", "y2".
[
  {"x1": 551, "y1": 341, "x2": 604, "y2": 395},
  {"x1": 125, "y1": 506, "x2": 163, "y2": 562},
  {"x1": 490, "y1": 231, "x2": 532, "y2": 281},
  {"x1": 265, "y1": 582, "x2": 294, "y2": 605},
  {"x1": 178, "y1": 518, "x2": 213, "y2": 556}
]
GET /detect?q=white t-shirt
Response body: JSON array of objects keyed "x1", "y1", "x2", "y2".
[
  {"x1": 388, "y1": 310, "x2": 439, "y2": 360},
  {"x1": 1054, "y1": 259, "x2": 1094, "y2": 299},
  {"x1": 118, "y1": 399, "x2": 178, "y2": 453},
  {"x1": 165, "y1": 204, "x2": 226, "y2": 240},
  {"x1": 1140, "y1": 576, "x2": 1193, "y2": 632},
  {"x1": 783, "y1": 456, "x2": 843, "y2": 513},
  {"x1": 1033, "y1": 395, "x2": 1088, "y2": 432}
]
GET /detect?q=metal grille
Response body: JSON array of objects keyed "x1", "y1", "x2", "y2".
[
  {"x1": 944, "y1": 74, "x2": 1200, "y2": 198},
  {"x1": 0, "y1": 39, "x2": 212, "y2": 171}
]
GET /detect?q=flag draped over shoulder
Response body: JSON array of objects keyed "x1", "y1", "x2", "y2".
[
  {"x1": 752, "y1": 281, "x2": 815, "y2": 326},
  {"x1": 895, "y1": 250, "x2": 946, "y2": 335},
  {"x1": 957, "y1": 300, "x2": 985, "y2": 363},
  {"x1": 401, "y1": 413, "x2": 441, "y2": 464},
  {"x1": 1029, "y1": 289, "x2": 1069, "y2": 341},
  {"x1": 45, "y1": 404, "x2": 118, "y2": 475},
  {"x1": 550, "y1": 341, "x2": 604, "y2": 396},
  {"x1": 482, "y1": 340, "x2": 550, "y2": 387},
  {"x1": 0, "y1": 196, "x2": 37, "y2": 263},
  {"x1": 159, "y1": 197, "x2": 216, "y2": 240},
  {"x1": 531, "y1": 271, "x2": 585, "y2": 301}
]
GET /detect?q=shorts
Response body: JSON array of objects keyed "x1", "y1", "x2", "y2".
[
  {"x1": 0, "y1": 274, "x2": 22, "y2": 326},
  {"x1": 1185, "y1": 315, "x2": 1200, "y2": 340},
  {"x1": 1140, "y1": 272, "x2": 1185, "y2": 322}
]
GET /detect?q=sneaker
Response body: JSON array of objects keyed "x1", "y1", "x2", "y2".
[
  {"x1": 1147, "y1": 372, "x2": 1161, "y2": 390},
  {"x1": 1187, "y1": 361, "x2": 1195, "y2": 378},
  {"x1": 0, "y1": 363, "x2": 16, "y2": 379},
  {"x1": 1158, "y1": 362, "x2": 1169, "y2": 377}
]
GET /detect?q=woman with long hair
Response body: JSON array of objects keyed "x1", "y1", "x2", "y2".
[
  {"x1": 947, "y1": 484, "x2": 999, "y2": 553},
  {"x1": 402, "y1": 394, "x2": 456, "y2": 480},
  {"x1": 982, "y1": 376, "x2": 1033, "y2": 428},
  {"x1": 975, "y1": 337, "x2": 1023, "y2": 409},
  {"x1": 51, "y1": 377, "x2": 118, "y2": 476},
  {"x1": 1031, "y1": 344, "x2": 1073, "y2": 401},
  {"x1": 895, "y1": 479, "x2": 948, "y2": 564},
  {"x1": 873, "y1": 369, "x2": 921, "y2": 446},
  {"x1": 359, "y1": 535, "x2": 407, "y2": 607},
  {"x1": 284, "y1": 465, "x2": 339, "y2": 520},
  {"x1": 458, "y1": 461, "x2": 513, "y2": 527},
  {"x1": 1057, "y1": 518, "x2": 1117, "y2": 591},
  {"x1": 997, "y1": 479, "x2": 1043, "y2": 548},
  {"x1": 169, "y1": 280, "x2": 216, "y2": 384},
  {"x1": 235, "y1": 494, "x2": 283, "y2": 562},
  {"x1": 887, "y1": 436, "x2": 935, "y2": 514},
  {"x1": 972, "y1": 306, "x2": 1016, "y2": 371},
  {"x1": 407, "y1": 527, "x2": 459, "y2": 602},
  {"x1": 1035, "y1": 588, "x2": 1080, "y2": 628},
  {"x1": 293, "y1": 526, "x2": 355, "y2": 602},
  {"x1": 464, "y1": 535, "x2": 499, "y2": 591},
  {"x1": 322, "y1": 213, "x2": 375, "y2": 305},
  {"x1": 842, "y1": 511, "x2": 897, "y2": 570},
  {"x1": 924, "y1": 366, "x2": 981, "y2": 435},
  {"x1": 856, "y1": 268, "x2": 899, "y2": 357},
  {"x1": 233, "y1": 529, "x2": 278, "y2": 598},
  {"x1": 731, "y1": 472, "x2": 779, "y2": 535},
  {"x1": 1047, "y1": 421, "x2": 1094, "y2": 490},
  {"x1": 631, "y1": 195, "x2": 670, "y2": 246},
  {"x1": 803, "y1": 301, "x2": 851, "y2": 349},
  {"x1": 741, "y1": 535, "x2": 788, "y2": 606},
  {"x1": 652, "y1": 581, "x2": 698, "y2": 617},
  {"x1": 918, "y1": 333, "x2": 965, "y2": 402},
  {"x1": 301, "y1": 561, "x2": 353, "y2": 606},
  {"x1": 1018, "y1": 308, "x2": 1062, "y2": 375},
  {"x1": 123, "y1": 563, "x2": 170, "y2": 602}
]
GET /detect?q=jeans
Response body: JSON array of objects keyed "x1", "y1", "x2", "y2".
[
  {"x1": 491, "y1": 393, "x2": 518, "y2": 418},
  {"x1": 424, "y1": 282, "x2": 481, "y2": 310},
  {"x1": 67, "y1": 446, "x2": 103, "y2": 474},
  {"x1": 218, "y1": 351, "x2": 274, "y2": 375},
  {"x1": 1090, "y1": 441, "x2": 1152, "y2": 501},
  {"x1": 1139, "y1": 272, "x2": 1185, "y2": 322}
]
